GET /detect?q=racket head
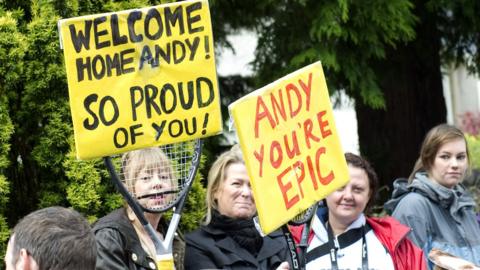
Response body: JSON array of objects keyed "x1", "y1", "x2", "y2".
[
  {"x1": 288, "y1": 202, "x2": 318, "y2": 226},
  {"x1": 118, "y1": 139, "x2": 201, "y2": 213}
]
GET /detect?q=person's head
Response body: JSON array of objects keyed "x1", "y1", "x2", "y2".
[
  {"x1": 326, "y1": 153, "x2": 378, "y2": 227},
  {"x1": 4, "y1": 206, "x2": 96, "y2": 270},
  {"x1": 204, "y1": 144, "x2": 255, "y2": 224},
  {"x1": 409, "y1": 124, "x2": 470, "y2": 188},
  {"x1": 121, "y1": 147, "x2": 177, "y2": 210}
]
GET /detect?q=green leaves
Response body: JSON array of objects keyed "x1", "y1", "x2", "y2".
[
  {"x1": 211, "y1": 0, "x2": 416, "y2": 108},
  {"x1": 0, "y1": 216, "x2": 10, "y2": 262},
  {"x1": 63, "y1": 143, "x2": 103, "y2": 215},
  {"x1": 180, "y1": 162, "x2": 206, "y2": 232},
  {"x1": 0, "y1": 12, "x2": 26, "y2": 90},
  {"x1": 465, "y1": 134, "x2": 480, "y2": 211},
  {"x1": 0, "y1": 10, "x2": 17, "y2": 264},
  {"x1": 466, "y1": 135, "x2": 480, "y2": 172}
]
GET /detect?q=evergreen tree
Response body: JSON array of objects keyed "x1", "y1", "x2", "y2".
[{"x1": 0, "y1": 8, "x2": 26, "y2": 260}]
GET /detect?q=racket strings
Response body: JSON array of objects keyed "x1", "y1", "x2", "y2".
[
  {"x1": 289, "y1": 204, "x2": 318, "y2": 225},
  {"x1": 119, "y1": 142, "x2": 195, "y2": 212}
]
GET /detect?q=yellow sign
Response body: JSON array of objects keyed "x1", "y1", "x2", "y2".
[
  {"x1": 58, "y1": 0, "x2": 222, "y2": 159},
  {"x1": 229, "y1": 62, "x2": 349, "y2": 234}
]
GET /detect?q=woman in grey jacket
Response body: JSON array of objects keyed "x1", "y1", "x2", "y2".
[{"x1": 385, "y1": 124, "x2": 480, "y2": 268}]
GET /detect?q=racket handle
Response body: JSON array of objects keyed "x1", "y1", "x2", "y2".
[
  {"x1": 282, "y1": 225, "x2": 300, "y2": 270},
  {"x1": 156, "y1": 254, "x2": 175, "y2": 270}
]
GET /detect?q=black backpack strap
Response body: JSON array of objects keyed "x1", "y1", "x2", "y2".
[{"x1": 306, "y1": 223, "x2": 372, "y2": 263}]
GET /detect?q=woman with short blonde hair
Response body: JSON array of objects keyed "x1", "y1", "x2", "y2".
[
  {"x1": 204, "y1": 144, "x2": 244, "y2": 224},
  {"x1": 185, "y1": 144, "x2": 290, "y2": 270}
]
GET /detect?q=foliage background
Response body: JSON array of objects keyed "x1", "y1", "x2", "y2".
[{"x1": 457, "y1": 112, "x2": 480, "y2": 210}]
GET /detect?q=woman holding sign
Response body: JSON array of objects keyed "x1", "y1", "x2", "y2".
[
  {"x1": 184, "y1": 145, "x2": 291, "y2": 270},
  {"x1": 291, "y1": 153, "x2": 426, "y2": 270},
  {"x1": 386, "y1": 124, "x2": 480, "y2": 268},
  {"x1": 93, "y1": 148, "x2": 185, "y2": 270}
]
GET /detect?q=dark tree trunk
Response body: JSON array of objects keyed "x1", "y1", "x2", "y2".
[
  {"x1": 355, "y1": 1, "x2": 446, "y2": 203},
  {"x1": 6, "y1": 135, "x2": 42, "y2": 227}
]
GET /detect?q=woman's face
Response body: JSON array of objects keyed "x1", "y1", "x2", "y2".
[
  {"x1": 429, "y1": 138, "x2": 468, "y2": 188},
  {"x1": 326, "y1": 165, "x2": 370, "y2": 227},
  {"x1": 214, "y1": 162, "x2": 256, "y2": 219},
  {"x1": 134, "y1": 166, "x2": 175, "y2": 210}
]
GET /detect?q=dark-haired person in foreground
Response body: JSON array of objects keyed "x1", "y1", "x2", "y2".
[{"x1": 4, "y1": 206, "x2": 96, "y2": 270}]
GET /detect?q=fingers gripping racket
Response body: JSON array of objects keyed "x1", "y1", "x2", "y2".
[
  {"x1": 282, "y1": 203, "x2": 318, "y2": 270},
  {"x1": 103, "y1": 139, "x2": 202, "y2": 270}
]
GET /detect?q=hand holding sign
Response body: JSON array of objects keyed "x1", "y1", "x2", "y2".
[{"x1": 229, "y1": 62, "x2": 349, "y2": 234}]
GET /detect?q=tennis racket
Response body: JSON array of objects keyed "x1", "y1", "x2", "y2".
[
  {"x1": 103, "y1": 139, "x2": 202, "y2": 270},
  {"x1": 282, "y1": 202, "x2": 318, "y2": 270}
]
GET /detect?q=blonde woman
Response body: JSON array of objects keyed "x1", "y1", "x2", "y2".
[
  {"x1": 184, "y1": 145, "x2": 290, "y2": 270},
  {"x1": 94, "y1": 147, "x2": 184, "y2": 270}
]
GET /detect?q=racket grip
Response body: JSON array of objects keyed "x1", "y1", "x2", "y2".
[{"x1": 156, "y1": 254, "x2": 175, "y2": 270}]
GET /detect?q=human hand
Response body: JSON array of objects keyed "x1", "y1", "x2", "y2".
[{"x1": 275, "y1": 261, "x2": 290, "y2": 270}]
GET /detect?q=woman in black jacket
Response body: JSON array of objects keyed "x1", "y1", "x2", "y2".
[
  {"x1": 94, "y1": 147, "x2": 185, "y2": 270},
  {"x1": 184, "y1": 145, "x2": 290, "y2": 270}
]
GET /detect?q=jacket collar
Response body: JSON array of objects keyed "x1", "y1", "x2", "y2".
[
  {"x1": 366, "y1": 216, "x2": 410, "y2": 253},
  {"x1": 201, "y1": 225, "x2": 285, "y2": 266},
  {"x1": 411, "y1": 172, "x2": 475, "y2": 221}
]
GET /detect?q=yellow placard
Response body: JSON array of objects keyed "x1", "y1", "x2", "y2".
[
  {"x1": 58, "y1": 0, "x2": 222, "y2": 159},
  {"x1": 229, "y1": 62, "x2": 349, "y2": 234}
]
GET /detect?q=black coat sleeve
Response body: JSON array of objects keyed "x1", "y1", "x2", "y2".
[
  {"x1": 184, "y1": 242, "x2": 219, "y2": 270},
  {"x1": 95, "y1": 228, "x2": 130, "y2": 270}
]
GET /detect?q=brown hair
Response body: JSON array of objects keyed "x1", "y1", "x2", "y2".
[
  {"x1": 408, "y1": 124, "x2": 470, "y2": 182},
  {"x1": 11, "y1": 207, "x2": 95, "y2": 270},
  {"x1": 204, "y1": 144, "x2": 244, "y2": 224},
  {"x1": 344, "y1": 152, "x2": 378, "y2": 215}
]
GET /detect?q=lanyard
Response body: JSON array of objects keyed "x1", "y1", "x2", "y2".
[{"x1": 326, "y1": 223, "x2": 368, "y2": 270}]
